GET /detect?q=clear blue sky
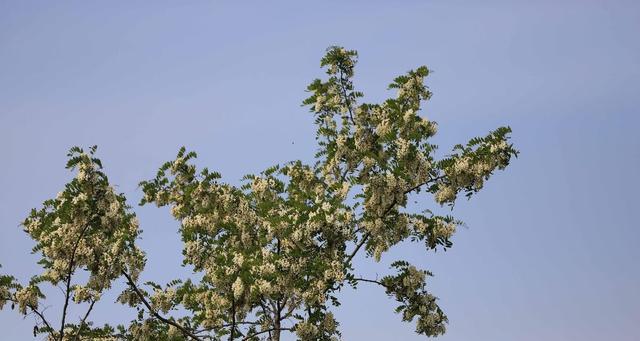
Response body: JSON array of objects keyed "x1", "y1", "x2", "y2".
[{"x1": 1, "y1": 1, "x2": 638, "y2": 340}]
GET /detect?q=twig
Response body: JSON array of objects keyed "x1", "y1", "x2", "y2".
[
  {"x1": 240, "y1": 327, "x2": 292, "y2": 341},
  {"x1": 73, "y1": 299, "x2": 96, "y2": 340},
  {"x1": 352, "y1": 277, "x2": 387, "y2": 288}
]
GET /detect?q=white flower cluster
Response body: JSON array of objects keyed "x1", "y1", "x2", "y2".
[
  {"x1": 401, "y1": 265, "x2": 426, "y2": 290},
  {"x1": 14, "y1": 286, "x2": 38, "y2": 314},
  {"x1": 295, "y1": 320, "x2": 318, "y2": 340},
  {"x1": 72, "y1": 285, "x2": 100, "y2": 303},
  {"x1": 232, "y1": 277, "x2": 244, "y2": 299},
  {"x1": 197, "y1": 291, "x2": 230, "y2": 329},
  {"x1": 365, "y1": 172, "x2": 407, "y2": 217},
  {"x1": 0, "y1": 286, "x2": 8, "y2": 310},
  {"x1": 433, "y1": 218, "x2": 457, "y2": 240},
  {"x1": 151, "y1": 287, "x2": 176, "y2": 314}
]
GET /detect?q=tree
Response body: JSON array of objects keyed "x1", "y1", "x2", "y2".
[{"x1": 0, "y1": 47, "x2": 517, "y2": 340}]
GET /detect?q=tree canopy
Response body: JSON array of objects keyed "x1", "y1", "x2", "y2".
[{"x1": 0, "y1": 47, "x2": 517, "y2": 340}]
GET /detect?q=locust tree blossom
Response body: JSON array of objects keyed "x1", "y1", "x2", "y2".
[
  {"x1": 1, "y1": 146, "x2": 145, "y2": 340},
  {"x1": 1, "y1": 47, "x2": 517, "y2": 340}
]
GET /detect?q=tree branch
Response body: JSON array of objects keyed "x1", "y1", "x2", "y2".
[
  {"x1": 353, "y1": 277, "x2": 388, "y2": 288},
  {"x1": 3, "y1": 297, "x2": 55, "y2": 336},
  {"x1": 403, "y1": 175, "x2": 444, "y2": 195},
  {"x1": 337, "y1": 68, "x2": 355, "y2": 125},
  {"x1": 60, "y1": 222, "x2": 92, "y2": 341},
  {"x1": 73, "y1": 299, "x2": 96, "y2": 340},
  {"x1": 346, "y1": 233, "x2": 370, "y2": 264},
  {"x1": 194, "y1": 321, "x2": 261, "y2": 334},
  {"x1": 121, "y1": 271, "x2": 203, "y2": 341},
  {"x1": 240, "y1": 327, "x2": 292, "y2": 341}
]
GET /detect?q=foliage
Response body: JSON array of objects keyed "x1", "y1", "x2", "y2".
[{"x1": 1, "y1": 47, "x2": 517, "y2": 340}]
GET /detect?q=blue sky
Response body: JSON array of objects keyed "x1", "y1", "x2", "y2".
[{"x1": 1, "y1": 1, "x2": 638, "y2": 340}]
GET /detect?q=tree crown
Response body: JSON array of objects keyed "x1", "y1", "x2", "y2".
[{"x1": 1, "y1": 46, "x2": 517, "y2": 340}]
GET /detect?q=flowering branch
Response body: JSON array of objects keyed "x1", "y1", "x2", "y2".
[
  {"x1": 121, "y1": 271, "x2": 203, "y2": 341},
  {"x1": 3, "y1": 297, "x2": 54, "y2": 335}
]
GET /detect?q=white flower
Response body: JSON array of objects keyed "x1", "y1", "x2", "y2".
[
  {"x1": 376, "y1": 118, "x2": 392, "y2": 137},
  {"x1": 315, "y1": 95, "x2": 325, "y2": 112},
  {"x1": 232, "y1": 277, "x2": 244, "y2": 299},
  {"x1": 251, "y1": 178, "x2": 269, "y2": 194},
  {"x1": 108, "y1": 201, "x2": 121, "y2": 218},
  {"x1": 260, "y1": 262, "x2": 275, "y2": 275},
  {"x1": 337, "y1": 182, "x2": 350, "y2": 199},
  {"x1": 232, "y1": 253, "x2": 244, "y2": 267},
  {"x1": 434, "y1": 219, "x2": 456, "y2": 239},
  {"x1": 397, "y1": 138, "x2": 411, "y2": 158},
  {"x1": 15, "y1": 286, "x2": 38, "y2": 314},
  {"x1": 72, "y1": 193, "x2": 87, "y2": 205},
  {"x1": 256, "y1": 279, "x2": 272, "y2": 294},
  {"x1": 453, "y1": 158, "x2": 469, "y2": 173},
  {"x1": 435, "y1": 186, "x2": 456, "y2": 204}
]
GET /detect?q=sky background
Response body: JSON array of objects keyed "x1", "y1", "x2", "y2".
[{"x1": 1, "y1": 1, "x2": 639, "y2": 340}]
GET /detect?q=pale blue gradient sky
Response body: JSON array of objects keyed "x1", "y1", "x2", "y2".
[{"x1": 1, "y1": 1, "x2": 639, "y2": 340}]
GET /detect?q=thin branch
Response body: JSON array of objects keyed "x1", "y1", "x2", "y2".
[
  {"x1": 60, "y1": 223, "x2": 92, "y2": 341},
  {"x1": 282, "y1": 297, "x2": 297, "y2": 320},
  {"x1": 258, "y1": 299, "x2": 272, "y2": 340},
  {"x1": 73, "y1": 299, "x2": 96, "y2": 340},
  {"x1": 353, "y1": 277, "x2": 387, "y2": 288},
  {"x1": 2, "y1": 297, "x2": 55, "y2": 336},
  {"x1": 194, "y1": 321, "x2": 261, "y2": 335},
  {"x1": 346, "y1": 233, "x2": 370, "y2": 264},
  {"x1": 403, "y1": 175, "x2": 444, "y2": 195},
  {"x1": 31, "y1": 304, "x2": 56, "y2": 335},
  {"x1": 59, "y1": 269, "x2": 73, "y2": 340},
  {"x1": 121, "y1": 271, "x2": 203, "y2": 341},
  {"x1": 240, "y1": 327, "x2": 292, "y2": 341},
  {"x1": 337, "y1": 68, "x2": 355, "y2": 125}
]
